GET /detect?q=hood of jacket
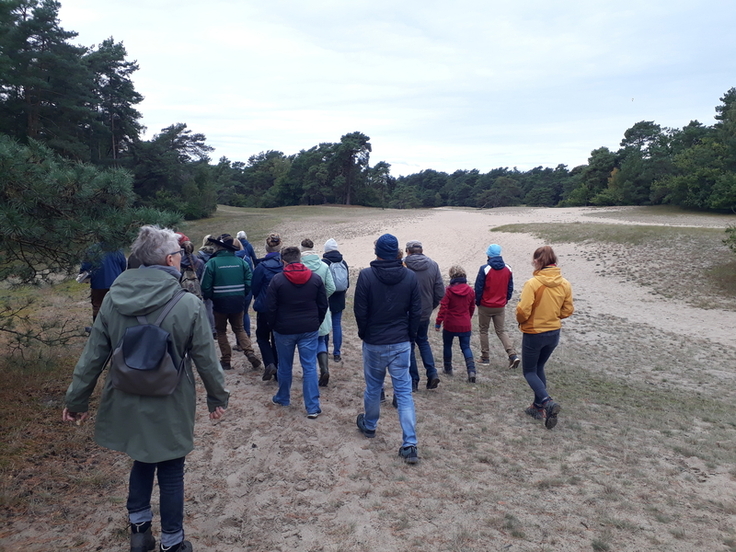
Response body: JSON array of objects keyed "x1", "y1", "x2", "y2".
[
  {"x1": 107, "y1": 266, "x2": 182, "y2": 318},
  {"x1": 488, "y1": 256, "x2": 507, "y2": 270},
  {"x1": 447, "y1": 280, "x2": 474, "y2": 300},
  {"x1": 404, "y1": 254, "x2": 432, "y2": 272},
  {"x1": 301, "y1": 253, "x2": 324, "y2": 273},
  {"x1": 283, "y1": 262, "x2": 313, "y2": 285},
  {"x1": 323, "y1": 250, "x2": 343, "y2": 264},
  {"x1": 533, "y1": 265, "x2": 564, "y2": 288},
  {"x1": 259, "y1": 253, "x2": 282, "y2": 274},
  {"x1": 370, "y1": 259, "x2": 407, "y2": 286}
]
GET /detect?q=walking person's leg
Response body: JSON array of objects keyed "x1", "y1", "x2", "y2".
[
  {"x1": 361, "y1": 342, "x2": 388, "y2": 432},
  {"x1": 229, "y1": 311, "x2": 261, "y2": 369},
  {"x1": 415, "y1": 319, "x2": 439, "y2": 387},
  {"x1": 490, "y1": 306, "x2": 519, "y2": 367},
  {"x1": 213, "y1": 311, "x2": 231, "y2": 369},
  {"x1": 442, "y1": 329, "x2": 454, "y2": 374},
  {"x1": 156, "y1": 456, "x2": 186, "y2": 550},
  {"x1": 273, "y1": 331, "x2": 297, "y2": 406},
  {"x1": 477, "y1": 305, "x2": 491, "y2": 362},
  {"x1": 387, "y1": 342, "x2": 418, "y2": 463},
  {"x1": 127, "y1": 461, "x2": 156, "y2": 551},
  {"x1": 331, "y1": 309, "x2": 343, "y2": 361},
  {"x1": 297, "y1": 331, "x2": 321, "y2": 416}
]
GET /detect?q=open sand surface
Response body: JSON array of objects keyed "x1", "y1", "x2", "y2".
[{"x1": 4, "y1": 205, "x2": 736, "y2": 552}]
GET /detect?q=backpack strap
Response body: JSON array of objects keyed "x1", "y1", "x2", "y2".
[{"x1": 153, "y1": 289, "x2": 188, "y2": 326}]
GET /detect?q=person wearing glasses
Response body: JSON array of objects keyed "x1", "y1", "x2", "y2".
[{"x1": 64, "y1": 225, "x2": 229, "y2": 552}]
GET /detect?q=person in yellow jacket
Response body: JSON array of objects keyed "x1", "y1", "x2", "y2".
[{"x1": 516, "y1": 246, "x2": 574, "y2": 429}]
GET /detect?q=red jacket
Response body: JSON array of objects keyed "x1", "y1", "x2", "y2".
[{"x1": 435, "y1": 280, "x2": 476, "y2": 333}]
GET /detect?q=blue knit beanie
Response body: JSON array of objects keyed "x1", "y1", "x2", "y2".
[
  {"x1": 486, "y1": 244, "x2": 502, "y2": 257},
  {"x1": 375, "y1": 233, "x2": 399, "y2": 260}
]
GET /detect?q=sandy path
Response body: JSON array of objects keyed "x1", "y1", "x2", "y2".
[{"x1": 338, "y1": 206, "x2": 736, "y2": 348}]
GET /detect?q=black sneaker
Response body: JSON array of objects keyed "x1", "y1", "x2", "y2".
[
  {"x1": 220, "y1": 360, "x2": 232, "y2": 370},
  {"x1": 262, "y1": 363, "x2": 277, "y2": 381},
  {"x1": 468, "y1": 372, "x2": 476, "y2": 383},
  {"x1": 426, "y1": 376, "x2": 440, "y2": 389},
  {"x1": 333, "y1": 354, "x2": 342, "y2": 362},
  {"x1": 543, "y1": 400, "x2": 561, "y2": 429},
  {"x1": 398, "y1": 445, "x2": 419, "y2": 465},
  {"x1": 356, "y1": 413, "x2": 376, "y2": 438},
  {"x1": 525, "y1": 404, "x2": 544, "y2": 420},
  {"x1": 508, "y1": 355, "x2": 520, "y2": 369}
]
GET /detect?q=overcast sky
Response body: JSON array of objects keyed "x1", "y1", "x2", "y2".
[{"x1": 59, "y1": 0, "x2": 736, "y2": 176}]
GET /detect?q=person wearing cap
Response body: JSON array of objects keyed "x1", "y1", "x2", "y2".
[
  {"x1": 473, "y1": 243, "x2": 520, "y2": 369},
  {"x1": 354, "y1": 234, "x2": 421, "y2": 465},
  {"x1": 236, "y1": 230, "x2": 258, "y2": 267},
  {"x1": 321, "y1": 238, "x2": 349, "y2": 363},
  {"x1": 265, "y1": 246, "x2": 328, "y2": 418},
  {"x1": 251, "y1": 233, "x2": 283, "y2": 380},
  {"x1": 403, "y1": 240, "x2": 444, "y2": 391},
  {"x1": 201, "y1": 234, "x2": 262, "y2": 371}
]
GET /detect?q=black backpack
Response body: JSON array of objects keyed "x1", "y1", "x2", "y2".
[{"x1": 108, "y1": 289, "x2": 189, "y2": 397}]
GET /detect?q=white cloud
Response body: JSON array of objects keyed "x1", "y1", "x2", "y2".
[{"x1": 58, "y1": 0, "x2": 736, "y2": 175}]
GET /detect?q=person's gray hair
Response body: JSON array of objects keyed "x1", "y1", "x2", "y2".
[{"x1": 130, "y1": 225, "x2": 180, "y2": 267}]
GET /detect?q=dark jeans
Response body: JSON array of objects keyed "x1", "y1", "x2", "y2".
[
  {"x1": 409, "y1": 319, "x2": 437, "y2": 384},
  {"x1": 522, "y1": 329, "x2": 560, "y2": 405},
  {"x1": 442, "y1": 330, "x2": 473, "y2": 369},
  {"x1": 127, "y1": 456, "x2": 185, "y2": 548},
  {"x1": 255, "y1": 311, "x2": 278, "y2": 367}
]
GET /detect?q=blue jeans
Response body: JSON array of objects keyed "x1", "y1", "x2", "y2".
[
  {"x1": 362, "y1": 341, "x2": 417, "y2": 447},
  {"x1": 329, "y1": 310, "x2": 343, "y2": 356},
  {"x1": 273, "y1": 330, "x2": 321, "y2": 415},
  {"x1": 442, "y1": 330, "x2": 473, "y2": 366},
  {"x1": 127, "y1": 457, "x2": 185, "y2": 548},
  {"x1": 409, "y1": 319, "x2": 437, "y2": 384},
  {"x1": 318, "y1": 334, "x2": 328, "y2": 354},
  {"x1": 242, "y1": 293, "x2": 252, "y2": 337},
  {"x1": 522, "y1": 329, "x2": 560, "y2": 405}
]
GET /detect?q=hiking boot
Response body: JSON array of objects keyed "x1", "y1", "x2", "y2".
[
  {"x1": 479, "y1": 356, "x2": 490, "y2": 365},
  {"x1": 130, "y1": 522, "x2": 155, "y2": 552},
  {"x1": 356, "y1": 413, "x2": 375, "y2": 438},
  {"x1": 468, "y1": 372, "x2": 476, "y2": 383},
  {"x1": 398, "y1": 445, "x2": 419, "y2": 465},
  {"x1": 443, "y1": 360, "x2": 453, "y2": 375},
  {"x1": 508, "y1": 355, "x2": 520, "y2": 369},
  {"x1": 333, "y1": 353, "x2": 342, "y2": 362},
  {"x1": 411, "y1": 380, "x2": 418, "y2": 392},
  {"x1": 160, "y1": 541, "x2": 193, "y2": 552},
  {"x1": 262, "y1": 363, "x2": 277, "y2": 381},
  {"x1": 525, "y1": 404, "x2": 545, "y2": 420},
  {"x1": 220, "y1": 360, "x2": 232, "y2": 371},
  {"x1": 233, "y1": 344, "x2": 243, "y2": 352},
  {"x1": 247, "y1": 354, "x2": 262, "y2": 370},
  {"x1": 543, "y1": 400, "x2": 561, "y2": 429},
  {"x1": 464, "y1": 356, "x2": 476, "y2": 376},
  {"x1": 426, "y1": 376, "x2": 440, "y2": 389},
  {"x1": 317, "y1": 352, "x2": 330, "y2": 387}
]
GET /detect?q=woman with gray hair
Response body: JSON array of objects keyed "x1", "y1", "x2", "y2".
[{"x1": 63, "y1": 225, "x2": 229, "y2": 552}]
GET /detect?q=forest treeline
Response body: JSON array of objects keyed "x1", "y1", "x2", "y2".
[{"x1": 2, "y1": 0, "x2": 736, "y2": 232}]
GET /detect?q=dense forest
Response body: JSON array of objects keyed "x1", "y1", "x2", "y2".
[{"x1": 2, "y1": 0, "x2": 736, "y2": 234}]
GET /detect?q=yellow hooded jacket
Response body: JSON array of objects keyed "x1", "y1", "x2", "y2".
[{"x1": 516, "y1": 265, "x2": 574, "y2": 334}]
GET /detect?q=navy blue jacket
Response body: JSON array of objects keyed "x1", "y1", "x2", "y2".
[
  {"x1": 251, "y1": 252, "x2": 283, "y2": 312},
  {"x1": 354, "y1": 259, "x2": 421, "y2": 345},
  {"x1": 81, "y1": 249, "x2": 127, "y2": 289}
]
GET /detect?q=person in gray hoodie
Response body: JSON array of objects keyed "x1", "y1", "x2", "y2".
[{"x1": 404, "y1": 240, "x2": 444, "y2": 391}]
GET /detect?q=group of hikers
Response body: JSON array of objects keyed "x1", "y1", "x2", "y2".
[{"x1": 63, "y1": 225, "x2": 574, "y2": 552}]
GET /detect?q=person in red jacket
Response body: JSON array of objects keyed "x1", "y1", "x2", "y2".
[
  {"x1": 473, "y1": 243, "x2": 520, "y2": 369},
  {"x1": 435, "y1": 266, "x2": 477, "y2": 383}
]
